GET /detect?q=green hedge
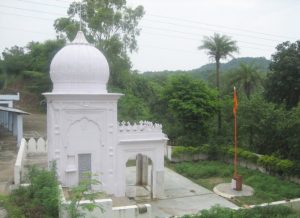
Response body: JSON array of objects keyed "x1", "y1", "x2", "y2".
[
  {"x1": 181, "y1": 205, "x2": 299, "y2": 218},
  {"x1": 258, "y1": 155, "x2": 294, "y2": 176},
  {"x1": 171, "y1": 145, "x2": 299, "y2": 177}
]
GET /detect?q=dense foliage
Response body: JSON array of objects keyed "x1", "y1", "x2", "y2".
[
  {"x1": 265, "y1": 41, "x2": 300, "y2": 109},
  {"x1": 181, "y1": 205, "x2": 299, "y2": 218},
  {"x1": 8, "y1": 167, "x2": 59, "y2": 218},
  {"x1": 158, "y1": 75, "x2": 219, "y2": 145}
]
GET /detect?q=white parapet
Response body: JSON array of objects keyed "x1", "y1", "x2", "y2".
[
  {"x1": 118, "y1": 121, "x2": 167, "y2": 141},
  {"x1": 26, "y1": 137, "x2": 47, "y2": 154},
  {"x1": 14, "y1": 138, "x2": 27, "y2": 185}
]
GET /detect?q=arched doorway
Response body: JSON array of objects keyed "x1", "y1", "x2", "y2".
[{"x1": 125, "y1": 154, "x2": 153, "y2": 201}]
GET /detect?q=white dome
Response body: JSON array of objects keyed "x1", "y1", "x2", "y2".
[{"x1": 50, "y1": 31, "x2": 109, "y2": 94}]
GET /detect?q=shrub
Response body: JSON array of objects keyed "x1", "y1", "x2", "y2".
[
  {"x1": 258, "y1": 155, "x2": 296, "y2": 176},
  {"x1": 276, "y1": 159, "x2": 294, "y2": 176},
  {"x1": 67, "y1": 173, "x2": 104, "y2": 218},
  {"x1": 180, "y1": 205, "x2": 298, "y2": 218},
  {"x1": 172, "y1": 146, "x2": 201, "y2": 158},
  {"x1": 9, "y1": 166, "x2": 59, "y2": 218}
]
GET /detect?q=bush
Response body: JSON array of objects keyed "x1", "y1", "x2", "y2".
[
  {"x1": 181, "y1": 205, "x2": 298, "y2": 218},
  {"x1": 258, "y1": 155, "x2": 295, "y2": 176},
  {"x1": 172, "y1": 146, "x2": 201, "y2": 158},
  {"x1": 276, "y1": 159, "x2": 294, "y2": 176},
  {"x1": 9, "y1": 166, "x2": 59, "y2": 218}
]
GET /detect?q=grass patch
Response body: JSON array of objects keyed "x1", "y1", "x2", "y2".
[{"x1": 169, "y1": 161, "x2": 300, "y2": 206}]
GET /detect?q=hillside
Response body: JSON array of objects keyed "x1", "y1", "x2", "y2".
[{"x1": 144, "y1": 57, "x2": 271, "y2": 80}]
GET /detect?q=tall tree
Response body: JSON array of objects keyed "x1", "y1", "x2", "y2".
[
  {"x1": 265, "y1": 41, "x2": 300, "y2": 109},
  {"x1": 159, "y1": 75, "x2": 219, "y2": 145},
  {"x1": 231, "y1": 63, "x2": 262, "y2": 99},
  {"x1": 54, "y1": 0, "x2": 144, "y2": 89},
  {"x1": 198, "y1": 33, "x2": 238, "y2": 131}
]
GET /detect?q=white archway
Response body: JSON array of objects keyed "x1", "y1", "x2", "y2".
[{"x1": 115, "y1": 139, "x2": 165, "y2": 199}]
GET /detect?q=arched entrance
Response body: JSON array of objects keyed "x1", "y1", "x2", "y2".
[{"x1": 125, "y1": 154, "x2": 153, "y2": 201}]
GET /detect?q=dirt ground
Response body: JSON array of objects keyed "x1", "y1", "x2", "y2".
[
  {"x1": 0, "y1": 113, "x2": 46, "y2": 195},
  {"x1": 23, "y1": 113, "x2": 46, "y2": 138}
]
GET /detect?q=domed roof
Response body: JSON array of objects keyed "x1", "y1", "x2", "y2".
[{"x1": 50, "y1": 31, "x2": 109, "y2": 94}]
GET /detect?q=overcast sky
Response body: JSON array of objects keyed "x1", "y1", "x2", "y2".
[{"x1": 0, "y1": 0, "x2": 299, "y2": 72}]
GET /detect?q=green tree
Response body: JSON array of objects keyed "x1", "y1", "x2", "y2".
[
  {"x1": 160, "y1": 75, "x2": 219, "y2": 145},
  {"x1": 265, "y1": 41, "x2": 300, "y2": 109},
  {"x1": 198, "y1": 33, "x2": 238, "y2": 131},
  {"x1": 54, "y1": 0, "x2": 144, "y2": 89},
  {"x1": 1, "y1": 46, "x2": 29, "y2": 77},
  {"x1": 231, "y1": 63, "x2": 263, "y2": 99},
  {"x1": 27, "y1": 39, "x2": 65, "y2": 73}
]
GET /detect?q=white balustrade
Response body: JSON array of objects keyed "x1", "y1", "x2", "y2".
[
  {"x1": 14, "y1": 137, "x2": 47, "y2": 186},
  {"x1": 26, "y1": 137, "x2": 47, "y2": 154}
]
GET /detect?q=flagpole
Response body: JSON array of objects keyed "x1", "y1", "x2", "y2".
[
  {"x1": 234, "y1": 101, "x2": 238, "y2": 177},
  {"x1": 232, "y1": 86, "x2": 242, "y2": 191}
]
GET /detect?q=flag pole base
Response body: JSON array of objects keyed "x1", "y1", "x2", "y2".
[{"x1": 231, "y1": 175, "x2": 243, "y2": 191}]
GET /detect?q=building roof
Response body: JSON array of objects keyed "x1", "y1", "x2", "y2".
[
  {"x1": 49, "y1": 31, "x2": 110, "y2": 94},
  {"x1": 0, "y1": 106, "x2": 30, "y2": 115}
]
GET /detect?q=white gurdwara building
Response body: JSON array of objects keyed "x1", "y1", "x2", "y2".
[{"x1": 44, "y1": 31, "x2": 167, "y2": 198}]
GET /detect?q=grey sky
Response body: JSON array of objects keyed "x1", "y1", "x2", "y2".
[{"x1": 0, "y1": 0, "x2": 299, "y2": 72}]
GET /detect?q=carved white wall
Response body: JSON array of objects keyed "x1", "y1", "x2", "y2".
[{"x1": 45, "y1": 94, "x2": 122, "y2": 195}]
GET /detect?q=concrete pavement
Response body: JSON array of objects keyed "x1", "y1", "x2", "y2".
[{"x1": 126, "y1": 167, "x2": 238, "y2": 217}]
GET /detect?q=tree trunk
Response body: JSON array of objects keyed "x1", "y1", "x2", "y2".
[
  {"x1": 216, "y1": 60, "x2": 222, "y2": 133},
  {"x1": 216, "y1": 60, "x2": 220, "y2": 91}
]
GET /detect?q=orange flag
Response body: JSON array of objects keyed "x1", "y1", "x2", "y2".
[{"x1": 233, "y1": 86, "x2": 238, "y2": 114}]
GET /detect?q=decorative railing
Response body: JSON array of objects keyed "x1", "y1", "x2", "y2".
[
  {"x1": 119, "y1": 121, "x2": 162, "y2": 133},
  {"x1": 26, "y1": 137, "x2": 47, "y2": 153},
  {"x1": 118, "y1": 121, "x2": 167, "y2": 141},
  {"x1": 14, "y1": 137, "x2": 47, "y2": 185}
]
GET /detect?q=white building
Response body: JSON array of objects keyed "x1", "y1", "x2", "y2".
[{"x1": 44, "y1": 31, "x2": 167, "y2": 198}]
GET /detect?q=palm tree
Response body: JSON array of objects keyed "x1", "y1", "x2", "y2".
[
  {"x1": 199, "y1": 33, "x2": 239, "y2": 90},
  {"x1": 232, "y1": 63, "x2": 262, "y2": 100},
  {"x1": 198, "y1": 33, "x2": 238, "y2": 132}
]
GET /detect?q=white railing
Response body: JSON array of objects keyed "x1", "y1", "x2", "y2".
[
  {"x1": 26, "y1": 137, "x2": 47, "y2": 154},
  {"x1": 119, "y1": 121, "x2": 162, "y2": 133},
  {"x1": 14, "y1": 137, "x2": 47, "y2": 185},
  {"x1": 14, "y1": 138, "x2": 27, "y2": 185},
  {"x1": 118, "y1": 121, "x2": 167, "y2": 141}
]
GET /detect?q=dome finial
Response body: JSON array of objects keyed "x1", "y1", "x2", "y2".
[{"x1": 72, "y1": 31, "x2": 88, "y2": 44}]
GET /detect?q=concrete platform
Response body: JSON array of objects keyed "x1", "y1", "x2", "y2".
[
  {"x1": 126, "y1": 167, "x2": 238, "y2": 217},
  {"x1": 213, "y1": 183, "x2": 254, "y2": 199}
]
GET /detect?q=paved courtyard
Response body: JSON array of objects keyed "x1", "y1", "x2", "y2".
[{"x1": 126, "y1": 167, "x2": 238, "y2": 217}]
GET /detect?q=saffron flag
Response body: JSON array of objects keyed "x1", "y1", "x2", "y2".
[{"x1": 233, "y1": 87, "x2": 238, "y2": 114}]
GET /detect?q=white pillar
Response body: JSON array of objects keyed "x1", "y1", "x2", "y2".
[
  {"x1": 13, "y1": 113, "x2": 18, "y2": 136},
  {"x1": 136, "y1": 154, "x2": 143, "y2": 185},
  {"x1": 17, "y1": 115, "x2": 23, "y2": 147},
  {"x1": 8, "y1": 112, "x2": 13, "y2": 131},
  {"x1": 4, "y1": 111, "x2": 8, "y2": 129},
  {"x1": 142, "y1": 156, "x2": 149, "y2": 185},
  {"x1": 0, "y1": 111, "x2": 3, "y2": 126}
]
